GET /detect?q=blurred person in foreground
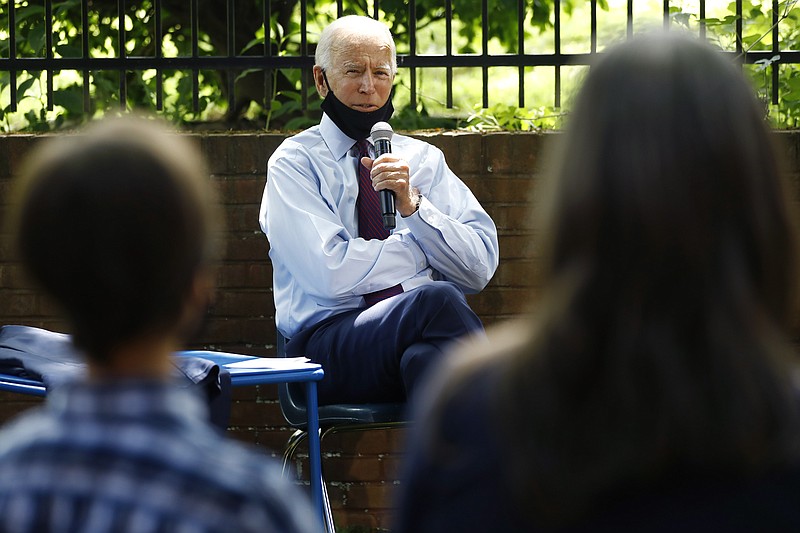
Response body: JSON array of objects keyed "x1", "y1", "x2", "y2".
[
  {"x1": 0, "y1": 116, "x2": 320, "y2": 533},
  {"x1": 260, "y1": 15, "x2": 498, "y2": 405},
  {"x1": 396, "y1": 32, "x2": 800, "y2": 532}
]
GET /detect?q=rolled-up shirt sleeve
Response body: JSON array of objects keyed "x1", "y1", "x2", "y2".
[{"x1": 400, "y1": 142, "x2": 499, "y2": 293}]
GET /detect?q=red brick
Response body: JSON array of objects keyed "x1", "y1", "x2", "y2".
[
  {"x1": 0, "y1": 142, "x2": 9, "y2": 177},
  {"x1": 332, "y1": 508, "x2": 398, "y2": 530},
  {"x1": 498, "y1": 233, "x2": 541, "y2": 260},
  {"x1": 323, "y1": 456, "x2": 383, "y2": 482},
  {"x1": 495, "y1": 259, "x2": 540, "y2": 287},
  {"x1": 228, "y1": 397, "x2": 285, "y2": 427},
  {"x1": 213, "y1": 176, "x2": 266, "y2": 205},
  {"x1": 217, "y1": 263, "x2": 272, "y2": 288},
  {"x1": 0, "y1": 180, "x2": 14, "y2": 213},
  {"x1": 0, "y1": 236, "x2": 15, "y2": 260},
  {"x1": 415, "y1": 131, "x2": 482, "y2": 175},
  {"x1": 491, "y1": 203, "x2": 535, "y2": 232},
  {"x1": 322, "y1": 427, "x2": 407, "y2": 455},
  {"x1": 224, "y1": 234, "x2": 269, "y2": 261},
  {"x1": 475, "y1": 176, "x2": 537, "y2": 204},
  {"x1": 7, "y1": 135, "x2": 43, "y2": 177},
  {"x1": 194, "y1": 317, "x2": 243, "y2": 343},
  {"x1": 212, "y1": 290, "x2": 272, "y2": 317},
  {"x1": 339, "y1": 481, "x2": 398, "y2": 509},
  {"x1": 0, "y1": 264, "x2": 34, "y2": 289},
  {"x1": 483, "y1": 132, "x2": 540, "y2": 174},
  {"x1": 251, "y1": 427, "x2": 295, "y2": 453},
  {"x1": 223, "y1": 204, "x2": 262, "y2": 232},
  {"x1": 379, "y1": 455, "x2": 405, "y2": 479},
  {"x1": 0, "y1": 292, "x2": 39, "y2": 317},
  {"x1": 242, "y1": 318, "x2": 275, "y2": 344}
]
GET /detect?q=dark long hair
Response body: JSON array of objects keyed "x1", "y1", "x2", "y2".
[{"x1": 500, "y1": 33, "x2": 800, "y2": 522}]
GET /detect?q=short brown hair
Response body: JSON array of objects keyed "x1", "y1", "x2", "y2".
[{"x1": 11, "y1": 116, "x2": 222, "y2": 361}]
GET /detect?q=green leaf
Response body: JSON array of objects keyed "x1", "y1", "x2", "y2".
[
  {"x1": 14, "y1": 5, "x2": 45, "y2": 24},
  {"x1": 17, "y1": 76, "x2": 38, "y2": 97},
  {"x1": 53, "y1": 86, "x2": 84, "y2": 114},
  {"x1": 28, "y1": 26, "x2": 47, "y2": 55},
  {"x1": 55, "y1": 44, "x2": 82, "y2": 58}
]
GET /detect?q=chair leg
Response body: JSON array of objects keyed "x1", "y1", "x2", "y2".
[
  {"x1": 321, "y1": 479, "x2": 335, "y2": 532},
  {"x1": 281, "y1": 429, "x2": 308, "y2": 478},
  {"x1": 282, "y1": 428, "x2": 336, "y2": 532}
]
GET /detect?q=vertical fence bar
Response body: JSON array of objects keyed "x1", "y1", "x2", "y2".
[
  {"x1": 118, "y1": 0, "x2": 126, "y2": 110},
  {"x1": 301, "y1": 0, "x2": 309, "y2": 114},
  {"x1": 554, "y1": 0, "x2": 561, "y2": 108},
  {"x1": 227, "y1": 0, "x2": 236, "y2": 114},
  {"x1": 446, "y1": 0, "x2": 453, "y2": 108},
  {"x1": 735, "y1": 0, "x2": 743, "y2": 56},
  {"x1": 45, "y1": 0, "x2": 54, "y2": 110},
  {"x1": 82, "y1": 0, "x2": 90, "y2": 112},
  {"x1": 517, "y1": 0, "x2": 524, "y2": 107},
  {"x1": 191, "y1": 0, "x2": 199, "y2": 111},
  {"x1": 409, "y1": 0, "x2": 418, "y2": 110},
  {"x1": 373, "y1": 0, "x2": 379, "y2": 20},
  {"x1": 155, "y1": 0, "x2": 163, "y2": 111},
  {"x1": 663, "y1": 0, "x2": 669, "y2": 30},
  {"x1": 627, "y1": 0, "x2": 633, "y2": 38},
  {"x1": 699, "y1": 0, "x2": 706, "y2": 40},
  {"x1": 590, "y1": 0, "x2": 597, "y2": 54},
  {"x1": 9, "y1": 0, "x2": 17, "y2": 112},
  {"x1": 772, "y1": 0, "x2": 779, "y2": 106},
  {"x1": 481, "y1": 0, "x2": 488, "y2": 107},
  {"x1": 337, "y1": 0, "x2": 343, "y2": 18},
  {"x1": 264, "y1": 0, "x2": 272, "y2": 114}
]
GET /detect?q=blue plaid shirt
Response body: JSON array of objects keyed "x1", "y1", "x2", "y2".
[{"x1": 0, "y1": 380, "x2": 321, "y2": 532}]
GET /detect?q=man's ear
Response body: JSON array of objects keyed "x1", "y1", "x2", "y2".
[{"x1": 313, "y1": 66, "x2": 328, "y2": 98}]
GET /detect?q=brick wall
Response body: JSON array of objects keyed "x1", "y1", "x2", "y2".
[
  {"x1": 3, "y1": 130, "x2": 798, "y2": 530},
  {"x1": 0, "y1": 129, "x2": 545, "y2": 531}
]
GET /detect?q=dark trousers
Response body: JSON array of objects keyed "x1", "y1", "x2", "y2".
[{"x1": 285, "y1": 282, "x2": 484, "y2": 405}]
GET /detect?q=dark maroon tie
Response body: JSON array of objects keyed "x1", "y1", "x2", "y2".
[{"x1": 356, "y1": 140, "x2": 403, "y2": 306}]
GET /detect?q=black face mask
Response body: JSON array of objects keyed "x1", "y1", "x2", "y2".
[{"x1": 320, "y1": 71, "x2": 394, "y2": 141}]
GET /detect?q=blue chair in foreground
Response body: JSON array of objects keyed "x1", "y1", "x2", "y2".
[{"x1": 276, "y1": 334, "x2": 408, "y2": 532}]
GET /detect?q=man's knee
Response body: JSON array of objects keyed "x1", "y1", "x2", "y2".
[
  {"x1": 412, "y1": 282, "x2": 483, "y2": 334},
  {"x1": 414, "y1": 282, "x2": 468, "y2": 308}
]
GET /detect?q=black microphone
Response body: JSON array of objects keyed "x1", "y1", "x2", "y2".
[{"x1": 370, "y1": 121, "x2": 396, "y2": 230}]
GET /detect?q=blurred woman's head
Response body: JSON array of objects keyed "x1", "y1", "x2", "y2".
[
  {"x1": 545, "y1": 32, "x2": 797, "y2": 335},
  {"x1": 504, "y1": 32, "x2": 800, "y2": 522}
]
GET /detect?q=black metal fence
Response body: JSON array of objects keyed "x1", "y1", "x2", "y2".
[{"x1": 0, "y1": 0, "x2": 798, "y2": 128}]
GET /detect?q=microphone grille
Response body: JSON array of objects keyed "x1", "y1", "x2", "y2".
[{"x1": 370, "y1": 122, "x2": 393, "y2": 142}]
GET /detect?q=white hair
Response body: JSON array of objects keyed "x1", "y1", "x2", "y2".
[{"x1": 315, "y1": 15, "x2": 397, "y2": 74}]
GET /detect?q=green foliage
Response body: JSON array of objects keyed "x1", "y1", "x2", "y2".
[
  {"x1": 3, "y1": 0, "x2": 800, "y2": 131},
  {"x1": 463, "y1": 103, "x2": 563, "y2": 132},
  {"x1": 667, "y1": 0, "x2": 800, "y2": 127}
]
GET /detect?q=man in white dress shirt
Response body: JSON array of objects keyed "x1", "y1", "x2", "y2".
[{"x1": 259, "y1": 15, "x2": 499, "y2": 405}]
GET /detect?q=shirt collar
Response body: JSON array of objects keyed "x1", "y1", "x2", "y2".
[{"x1": 320, "y1": 113, "x2": 372, "y2": 161}]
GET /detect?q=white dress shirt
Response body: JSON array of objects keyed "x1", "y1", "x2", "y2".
[{"x1": 260, "y1": 114, "x2": 499, "y2": 338}]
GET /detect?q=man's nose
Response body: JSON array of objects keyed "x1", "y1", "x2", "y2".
[{"x1": 359, "y1": 72, "x2": 376, "y2": 93}]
